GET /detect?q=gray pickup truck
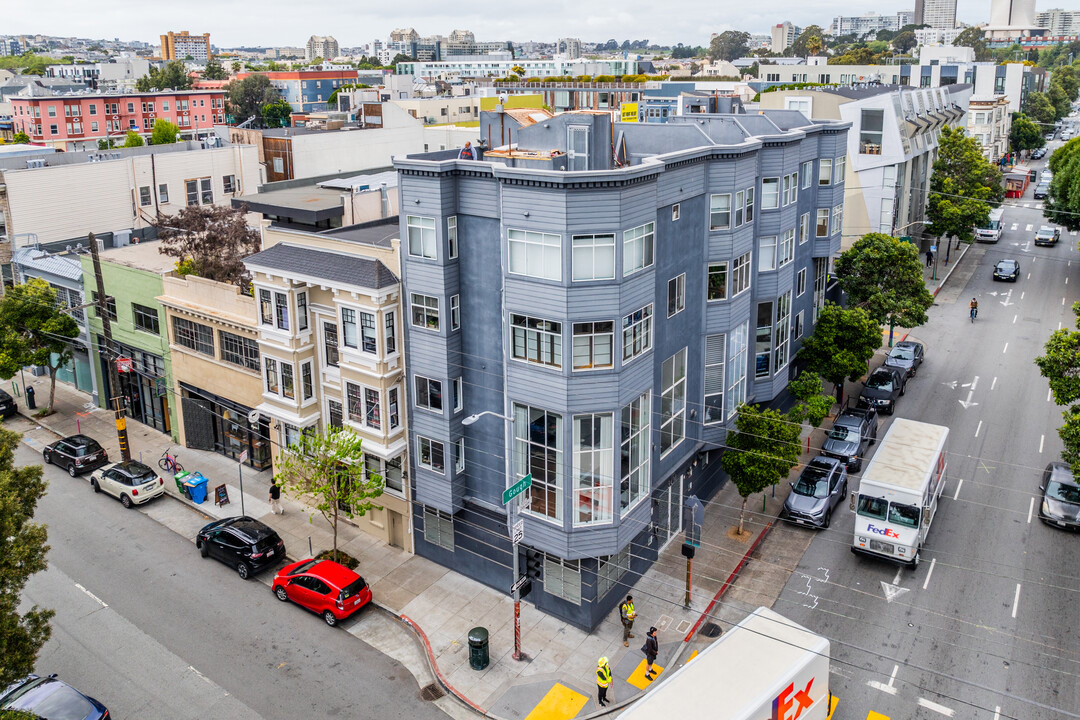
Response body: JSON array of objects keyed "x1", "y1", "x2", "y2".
[{"x1": 820, "y1": 405, "x2": 878, "y2": 472}]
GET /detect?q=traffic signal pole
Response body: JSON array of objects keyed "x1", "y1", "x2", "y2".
[{"x1": 88, "y1": 233, "x2": 130, "y2": 462}]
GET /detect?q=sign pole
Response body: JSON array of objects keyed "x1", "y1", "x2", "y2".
[
  {"x1": 685, "y1": 557, "x2": 692, "y2": 609},
  {"x1": 512, "y1": 492, "x2": 522, "y2": 661},
  {"x1": 238, "y1": 448, "x2": 249, "y2": 517}
]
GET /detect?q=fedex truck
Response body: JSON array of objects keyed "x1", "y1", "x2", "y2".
[
  {"x1": 619, "y1": 606, "x2": 831, "y2": 720},
  {"x1": 975, "y1": 207, "x2": 1005, "y2": 243},
  {"x1": 851, "y1": 418, "x2": 948, "y2": 567}
]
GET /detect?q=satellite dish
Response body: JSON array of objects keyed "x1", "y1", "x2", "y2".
[{"x1": 248, "y1": 410, "x2": 262, "y2": 425}]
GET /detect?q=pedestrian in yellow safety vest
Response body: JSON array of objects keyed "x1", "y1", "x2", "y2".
[
  {"x1": 619, "y1": 594, "x2": 636, "y2": 647},
  {"x1": 596, "y1": 656, "x2": 613, "y2": 707}
]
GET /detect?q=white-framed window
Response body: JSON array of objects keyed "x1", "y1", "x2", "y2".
[
  {"x1": 779, "y1": 229, "x2": 795, "y2": 268},
  {"x1": 672, "y1": 203, "x2": 680, "y2": 221},
  {"x1": 301, "y1": 361, "x2": 314, "y2": 400},
  {"x1": 573, "y1": 412, "x2": 614, "y2": 526},
  {"x1": 273, "y1": 292, "x2": 289, "y2": 330},
  {"x1": 834, "y1": 155, "x2": 846, "y2": 183},
  {"x1": 572, "y1": 321, "x2": 614, "y2": 370},
  {"x1": 731, "y1": 251, "x2": 752, "y2": 297},
  {"x1": 801, "y1": 161, "x2": 813, "y2": 189},
  {"x1": 774, "y1": 291, "x2": 791, "y2": 372},
  {"x1": 793, "y1": 310, "x2": 804, "y2": 340},
  {"x1": 296, "y1": 292, "x2": 308, "y2": 332},
  {"x1": 384, "y1": 311, "x2": 396, "y2": 354},
  {"x1": 744, "y1": 187, "x2": 755, "y2": 224},
  {"x1": 710, "y1": 194, "x2": 731, "y2": 230},
  {"x1": 707, "y1": 261, "x2": 728, "y2": 301},
  {"x1": 510, "y1": 313, "x2": 562, "y2": 368},
  {"x1": 667, "y1": 274, "x2": 685, "y2": 317},
  {"x1": 388, "y1": 386, "x2": 401, "y2": 429},
  {"x1": 797, "y1": 268, "x2": 807, "y2": 297},
  {"x1": 417, "y1": 436, "x2": 445, "y2": 474},
  {"x1": 450, "y1": 295, "x2": 460, "y2": 331},
  {"x1": 543, "y1": 555, "x2": 581, "y2": 605},
  {"x1": 813, "y1": 258, "x2": 828, "y2": 323},
  {"x1": 264, "y1": 357, "x2": 279, "y2": 394},
  {"x1": 508, "y1": 229, "x2": 561, "y2": 280},
  {"x1": 621, "y1": 305, "x2": 652, "y2": 363},
  {"x1": 158, "y1": 183, "x2": 169, "y2": 204},
  {"x1": 423, "y1": 507, "x2": 454, "y2": 550},
  {"x1": 660, "y1": 348, "x2": 687, "y2": 455},
  {"x1": 819, "y1": 158, "x2": 832, "y2": 185},
  {"x1": 597, "y1": 547, "x2": 631, "y2": 599},
  {"x1": 514, "y1": 404, "x2": 563, "y2": 521},
  {"x1": 139, "y1": 186, "x2": 152, "y2": 206},
  {"x1": 832, "y1": 204, "x2": 843, "y2": 236},
  {"x1": 341, "y1": 308, "x2": 358, "y2": 348},
  {"x1": 761, "y1": 178, "x2": 780, "y2": 209},
  {"x1": 346, "y1": 383, "x2": 364, "y2": 423},
  {"x1": 799, "y1": 212, "x2": 811, "y2": 244},
  {"x1": 816, "y1": 208, "x2": 830, "y2": 238},
  {"x1": 415, "y1": 376, "x2": 443, "y2": 413},
  {"x1": 364, "y1": 387, "x2": 381, "y2": 428},
  {"x1": 755, "y1": 301, "x2": 773, "y2": 379},
  {"x1": 323, "y1": 322, "x2": 340, "y2": 366},
  {"x1": 726, "y1": 321, "x2": 748, "y2": 419},
  {"x1": 407, "y1": 215, "x2": 437, "y2": 260},
  {"x1": 452, "y1": 377, "x2": 463, "y2": 412},
  {"x1": 782, "y1": 173, "x2": 798, "y2": 206},
  {"x1": 447, "y1": 216, "x2": 458, "y2": 259},
  {"x1": 734, "y1": 190, "x2": 745, "y2": 227},
  {"x1": 410, "y1": 293, "x2": 440, "y2": 331},
  {"x1": 620, "y1": 392, "x2": 650, "y2": 511},
  {"x1": 704, "y1": 333, "x2": 725, "y2": 425},
  {"x1": 623, "y1": 222, "x2": 655, "y2": 276},
  {"x1": 759, "y1": 236, "x2": 777, "y2": 272},
  {"x1": 571, "y1": 233, "x2": 615, "y2": 281}
]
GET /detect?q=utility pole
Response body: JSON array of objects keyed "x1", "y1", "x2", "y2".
[{"x1": 88, "y1": 232, "x2": 130, "y2": 462}]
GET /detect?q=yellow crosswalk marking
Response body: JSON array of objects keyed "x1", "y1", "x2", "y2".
[
  {"x1": 867, "y1": 712, "x2": 890, "y2": 720},
  {"x1": 523, "y1": 683, "x2": 589, "y2": 720},
  {"x1": 626, "y1": 659, "x2": 665, "y2": 690},
  {"x1": 826, "y1": 695, "x2": 838, "y2": 719}
]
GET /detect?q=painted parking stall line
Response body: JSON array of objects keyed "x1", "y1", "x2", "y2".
[
  {"x1": 917, "y1": 697, "x2": 956, "y2": 717},
  {"x1": 922, "y1": 557, "x2": 936, "y2": 590},
  {"x1": 1012, "y1": 583, "x2": 1022, "y2": 619},
  {"x1": 867, "y1": 664, "x2": 899, "y2": 696},
  {"x1": 1028, "y1": 497, "x2": 1035, "y2": 524},
  {"x1": 953, "y1": 478, "x2": 964, "y2": 500}
]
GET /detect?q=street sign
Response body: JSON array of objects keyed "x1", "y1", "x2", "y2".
[
  {"x1": 239, "y1": 449, "x2": 249, "y2": 465},
  {"x1": 683, "y1": 495, "x2": 705, "y2": 548},
  {"x1": 511, "y1": 575, "x2": 529, "y2": 594},
  {"x1": 116, "y1": 357, "x2": 133, "y2": 373},
  {"x1": 502, "y1": 474, "x2": 532, "y2": 505},
  {"x1": 512, "y1": 519, "x2": 524, "y2": 544}
]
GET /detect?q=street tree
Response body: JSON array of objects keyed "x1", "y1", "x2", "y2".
[
  {"x1": 788, "y1": 26, "x2": 826, "y2": 58},
  {"x1": 952, "y1": 26, "x2": 992, "y2": 61},
  {"x1": 797, "y1": 303, "x2": 882, "y2": 405},
  {"x1": 156, "y1": 205, "x2": 261, "y2": 285},
  {"x1": 135, "y1": 60, "x2": 192, "y2": 92},
  {"x1": 150, "y1": 118, "x2": 180, "y2": 145},
  {"x1": 788, "y1": 371, "x2": 835, "y2": 429},
  {"x1": 891, "y1": 31, "x2": 917, "y2": 54},
  {"x1": 721, "y1": 403, "x2": 802, "y2": 535},
  {"x1": 1022, "y1": 90, "x2": 1057, "y2": 127},
  {"x1": 231, "y1": 60, "x2": 242, "y2": 73},
  {"x1": 273, "y1": 428, "x2": 384, "y2": 562},
  {"x1": 1035, "y1": 302, "x2": 1080, "y2": 473},
  {"x1": 11, "y1": 131, "x2": 29, "y2": 144},
  {"x1": 202, "y1": 57, "x2": 227, "y2": 80},
  {"x1": 390, "y1": 53, "x2": 415, "y2": 72},
  {"x1": 0, "y1": 279, "x2": 80, "y2": 412},
  {"x1": 0, "y1": 426, "x2": 53, "y2": 688},
  {"x1": 227, "y1": 73, "x2": 278, "y2": 121},
  {"x1": 834, "y1": 232, "x2": 934, "y2": 331},
  {"x1": 1009, "y1": 114, "x2": 1046, "y2": 154},
  {"x1": 1046, "y1": 138, "x2": 1080, "y2": 231},
  {"x1": 927, "y1": 125, "x2": 1004, "y2": 243},
  {"x1": 709, "y1": 31, "x2": 750, "y2": 62},
  {"x1": 122, "y1": 130, "x2": 144, "y2": 147},
  {"x1": 1049, "y1": 81, "x2": 1071, "y2": 120},
  {"x1": 1051, "y1": 65, "x2": 1079, "y2": 103},
  {"x1": 260, "y1": 98, "x2": 293, "y2": 127}
]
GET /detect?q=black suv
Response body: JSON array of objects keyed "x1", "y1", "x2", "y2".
[
  {"x1": 0, "y1": 389, "x2": 16, "y2": 418},
  {"x1": 821, "y1": 406, "x2": 878, "y2": 472},
  {"x1": 196, "y1": 516, "x2": 286, "y2": 580},
  {"x1": 857, "y1": 366, "x2": 906, "y2": 415},
  {"x1": 43, "y1": 434, "x2": 109, "y2": 477}
]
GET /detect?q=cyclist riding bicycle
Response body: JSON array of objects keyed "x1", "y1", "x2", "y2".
[{"x1": 969, "y1": 297, "x2": 978, "y2": 320}]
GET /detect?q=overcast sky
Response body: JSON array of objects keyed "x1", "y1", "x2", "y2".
[{"x1": 8, "y1": 0, "x2": 992, "y2": 48}]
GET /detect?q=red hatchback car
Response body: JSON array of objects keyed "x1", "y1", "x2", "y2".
[{"x1": 272, "y1": 559, "x2": 372, "y2": 626}]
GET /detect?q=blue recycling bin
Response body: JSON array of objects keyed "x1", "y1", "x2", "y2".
[{"x1": 186, "y1": 473, "x2": 209, "y2": 504}]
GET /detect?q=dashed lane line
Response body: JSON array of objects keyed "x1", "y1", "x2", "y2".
[
  {"x1": 991, "y1": 376, "x2": 997, "y2": 391},
  {"x1": 975, "y1": 420, "x2": 982, "y2": 437},
  {"x1": 1028, "y1": 497, "x2": 1035, "y2": 524},
  {"x1": 922, "y1": 558, "x2": 936, "y2": 590},
  {"x1": 1040, "y1": 434, "x2": 1045, "y2": 453},
  {"x1": 1012, "y1": 583, "x2": 1022, "y2": 619},
  {"x1": 73, "y1": 582, "x2": 107, "y2": 608},
  {"x1": 917, "y1": 697, "x2": 956, "y2": 717},
  {"x1": 953, "y1": 478, "x2": 963, "y2": 500}
]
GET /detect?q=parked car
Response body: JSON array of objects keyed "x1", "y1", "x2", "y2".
[
  {"x1": 883, "y1": 340, "x2": 925, "y2": 378},
  {"x1": 273, "y1": 558, "x2": 372, "y2": 626},
  {"x1": 0, "y1": 674, "x2": 109, "y2": 720},
  {"x1": 1038, "y1": 462, "x2": 1080, "y2": 530},
  {"x1": 1033, "y1": 183, "x2": 1051, "y2": 199},
  {"x1": 857, "y1": 366, "x2": 906, "y2": 415},
  {"x1": 781, "y1": 457, "x2": 848, "y2": 529},
  {"x1": 1034, "y1": 225, "x2": 1061, "y2": 246},
  {"x1": 197, "y1": 516, "x2": 286, "y2": 580},
  {"x1": 89, "y1": 460, "x2": 165, "y2": 508},
  {"x1": 0, "y1": 388, "x2": 16, "y2": 418},
  {"x1": 993, "y1": 259, "x2": 1020, "y2": 282},
  {"x1": 820, "y1": 406, "x2": 878, "y2": 472},
  {"x1": 43, "y1": 434, "x2": 109, "y2": 477}
]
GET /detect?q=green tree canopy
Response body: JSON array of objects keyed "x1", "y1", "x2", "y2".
[
  {"x1": 0, "y1": 279, "x2": 80, "y2": 411},
  {"x1": 11, "y1": 131, "x2": 29, "y2": 144},
  {"x1": 156, "y1": 205, "x2": 261, "y2": 285},
  {"x1": 1022, "y1": 90, "x2": 1057, "y2": 127},
  {"x1": 1009, "y1": 114, "x2": 1046, "y2": 154},
  {"x1": 891, "y1": 31, "x2": 917, "y2": 54},
  {"x1": 390, "y1": 53, "x2": 415, "y2": 72},
  {"x1": 927, "y1": 125, "x2": 1004, "y2": 243},
  {"x1": 788, "y1": 26, "x2": 826, "y2": 58},
  {"x1": 787, "y1": 371, "x2": 835, "y2": 429},
  {"x1": 797, "y1": 303, "x2": 882, "y2": 404},
  {"x1": 122, "y1": 130, "x2": 144, "y2": 147},
  {"x1": 135, "y1": 60, "x2": 192, "y2": 92},
  {"x1": 952, "y1": 26, "x2": 992, "y2": 61},
  {"x1": 1036, "y1": 302, "x2": 1080, "y2": 474},
  {"x1": 0, "y1": 426, "x2": 52, "y2": 687},
  {"x1": 709, "y1": 31, "x2": 750, "y2": 62},
  {"x1": 1046, "y1": 138, "x2": 1080, "y2": 231},
  {"x1": 721, "y1": 404, "x2": 802, "y2": 534},
  {"x1": 1051, "y1": 65, "x2": 1079, "y2": 103},
  {"x1": 202, "y1": 57, "x2": 227, "y2": 80},
  {"x1": 150, "y1": 118, "x2": 180, "y2": 145},
  {"x1": 834, "y1": 232, "x2": 935, "y2": 329},
  {"x1": 260, "y1": 98, "x2": 293, "y2": 127},
  {"x1": 226, "y1": 73, "x2": 278, "y2": 121},
  {"x1": 273, "y1": 429, "x2": 384, "y2": 561}
]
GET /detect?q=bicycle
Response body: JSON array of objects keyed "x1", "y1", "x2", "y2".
[
  {"x1": 159, "y1": 448, "x2": 184, "y2": 474},
  {"x1": 970, "y1": 306, "x2": 978, "y2": 323}
]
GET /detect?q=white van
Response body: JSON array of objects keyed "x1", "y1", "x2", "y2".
[{"x1": 975, "y1": 207, "x2": 1005, "y2": 243}]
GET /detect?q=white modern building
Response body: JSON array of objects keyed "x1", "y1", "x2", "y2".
[
  {"x1": 306, "y1": 35, "x2": 341, "y2": 62},
  {"x1": 1035, "y1": 9, "x2": 1080, "y2": 35},
  {"x1": 771, "y1": 22, "x2": 799, "y2": 53},
  {"x1": 397, "y1": 57, "x2": 638, "y2": 80},
  {"x1": 829, "y1": 12, "x2": 913, "y2": 38},
  {"x1": 915, "y1": 0, "x2": 957, "y2": 29}
]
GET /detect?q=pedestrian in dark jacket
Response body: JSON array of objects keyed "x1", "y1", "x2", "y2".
[
  {"x1": 642, "y1": 626, "x2": 659, "y2": 680},
  {"x1": 925, "y1": 248, "x2": 933, "y2": 268}
]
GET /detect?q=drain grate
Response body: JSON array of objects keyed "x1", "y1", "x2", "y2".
[
  {"x1": 420, "y1": 683, "x2": 446, "y2": 701},
  {"x1": 699, "y1": 622, "x2": 723, "y2": 638}
]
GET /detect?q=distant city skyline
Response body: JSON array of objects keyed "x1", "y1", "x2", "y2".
[{"x1": 6, "y1": 0, "x2": 998, "y2": 49}]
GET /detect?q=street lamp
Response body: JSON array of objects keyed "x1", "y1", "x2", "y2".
[{"x1": 461, "y1": 410, "x2": 527, "y2": 662}]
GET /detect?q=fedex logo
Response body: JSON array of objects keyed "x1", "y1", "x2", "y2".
[
  {"x1": 867, "y1": 524, "x2": 900, "y2": 538},
  {"x1": 771, "y1": 678, "x2": 814, "y2": 720}
]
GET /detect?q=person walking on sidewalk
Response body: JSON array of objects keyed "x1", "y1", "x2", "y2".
[
  {"x1": 269, "y1": 481, "x2": 283, "y2": 515},
  {"x1": 925, "y1": 247, "x2": 933, "y2": 268},
  {"x1": 619, "y1": 594, "x2": 636, "y2": 647},
  {"x1": 596, "y1": 656, "x2": 613, "y2": 707},
  {"x1": 642, "y1": 627, "x2": 659, "y2": 680}
]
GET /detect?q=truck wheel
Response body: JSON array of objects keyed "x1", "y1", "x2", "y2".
[{"x1": 912, "y1": 551, "x2": 921, "y2": 568}]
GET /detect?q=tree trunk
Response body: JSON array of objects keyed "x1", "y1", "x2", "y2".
[
  {"x1": 739, "y1": 496, "x2": 747, "y2": 535},
  {"x1": 332, "y1": 503, "x2": 339, "y2": 563},
  {"x1": 47, "y1": 363, "x2": 58, "y2": 411}
]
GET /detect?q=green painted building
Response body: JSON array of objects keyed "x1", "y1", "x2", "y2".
[{"x1": 82, "y1": 241, "x2": 178, "y2": 441}]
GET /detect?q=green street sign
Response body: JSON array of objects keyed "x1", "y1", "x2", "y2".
[{"x1": 502, "y1": 474, "x2": 532, "y2": 505}]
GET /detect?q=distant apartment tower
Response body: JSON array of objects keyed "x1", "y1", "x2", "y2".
[
  {"x1": 914, "y1": 0, "x2": 957, "y2": 29},
  {"x1": 306, "y1": 35, "x2": 340, "y2": 62},
  {"x1": 771, "y1": 22, "x2": 798, "y2": 53},
  {"x1": 449, "y1": 29, "x2": 475, "y2": 44},
  {"x1": 160, "y1": 30, "x2": 212, "y2": 61},
  {"x1": 1035, "y1": 8, "x2": 1080, "y2": 34},
  {"x1": 829, "y1": 12, "x2": 915, "y2": 38},
  {"x1": 390, "y1": 28, "x2": 420, "y2": 44},
  {"x1": 557, "y1": 37, "x2": 582, "y2": 59},
  {"x1": 990, "y1": 0, "x2": 1036, "y2": 27}
]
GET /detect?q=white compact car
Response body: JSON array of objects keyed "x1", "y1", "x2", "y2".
[{"x1": 89, "y1": 460, "x2": 166, "y2": 508}]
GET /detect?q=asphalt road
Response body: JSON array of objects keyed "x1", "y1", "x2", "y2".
[
  {"x1": 772, "y1": 147, "x2": 1080, "y2": 720},
  {"x1": 16, "y1": 440, "x2": 450, "y2": 720}
]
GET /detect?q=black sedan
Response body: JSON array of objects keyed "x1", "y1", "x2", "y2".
[
  {"x1": 857, "y1": 366, "x2": 905, "y2": 415},
  {"x1": 43, "y1": 434, "x2": 109, "y2": 477},
  {"x1": 196, "y1": 516, "x2": 286, "y2": 580},
  {"x1": 883, "y1": 340, "x2": 924, "y2": 378},
  {"x1": 1039, "y1": 462, "x2": 1080, "y2": 530},
  {"x1": 993, "y1": 259, "x2": 1020, "y2": 282}
]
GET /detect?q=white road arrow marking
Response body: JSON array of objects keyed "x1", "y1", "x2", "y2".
[
  {"x1": 881, "y1": 581, "x2": 910, "y2": 603},
  {"x1": 959, "y1": 375, "x2": 980, "y2": 409},
  {"x1": 1000, "y1": 289, "x2": 1014, "y2": 307},
  {"x1": 867, "y1": 665, "x2": 900, "y2": 695},
  {"x1": 942, "y1": 381, "x2": 958, "y2": 389}
]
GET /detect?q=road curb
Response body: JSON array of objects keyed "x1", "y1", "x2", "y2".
[{"x1": 932, "y1": 241, "x2": 973, "y2": 297}]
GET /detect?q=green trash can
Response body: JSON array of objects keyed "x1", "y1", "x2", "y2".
[{"x1": 467, "y1": 627, "x2": 489, "y2": 670}]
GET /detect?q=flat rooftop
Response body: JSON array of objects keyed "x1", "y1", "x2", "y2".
[
  {"x1": 319, "y1": 217, "x2": 398, "y2": 248},
  {"x1": 0, "y1": 140, "x2": 242, "y2": 171},
  {"x1": 98, "y1": 240, "x2": 177, "y2": 274},
  {"x1": 234, "y1": 185, "x2": 344, "y2": 223}
]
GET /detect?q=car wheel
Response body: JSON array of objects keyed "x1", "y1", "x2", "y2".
[
  {"x1": 823, "y1": 509, "x2": 832, "y2": 529},
  {"x1": 912, "y1": 551, "x2": 921, "y2": 568},
  {"x1": 90, "y1": 478, "x2": 100, "y2": 493},
  {"x1": 42, "y1": 449, "x2": 51, "y2": 465},
  {"x1": 67, "y1": 463, "x2": 78, "y2": 478},
  {"x1": 899, "y1": 382, "x2": 906, "y2": 397},
  {"x1": 198, "y1": 540, "x2": 209, "y2": 558},
  {"x1": 323, "y1": 610, "x2": 338, "y2": 627},
  {"x1": 888, "y1": 401, "x2": 895, "y2": 415},
  {"x1": 236, "y1": 561, "x2": 251, "y2": 580},
  {"x1": 275, "y1": 585, "x2": 289, "y2": 602},
  {"x1": 120, "y1": 494, "x2": 133, "y2": 509}
]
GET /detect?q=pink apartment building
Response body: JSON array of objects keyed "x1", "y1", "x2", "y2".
[{"x1": 10, "y1": 90, "x2": 226, "y2": 151}]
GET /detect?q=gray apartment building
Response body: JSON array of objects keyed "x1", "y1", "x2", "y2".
[{"x1": 393, "y1": 107, "x2": 850, "y2": 630}]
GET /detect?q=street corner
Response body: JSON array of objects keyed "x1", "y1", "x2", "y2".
[{"x1": 485, "y1": 677, "x2": 592, "y2": 720}]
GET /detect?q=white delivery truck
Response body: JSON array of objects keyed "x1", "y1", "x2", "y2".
[
  {"x1": 851, "y1": 418, "x2": 948, "y2": 567},
  {"x1": 619, "y1": 606, "x2": 831, "y2": 720},
  {"x1": 975, "y1": 207, "x2": 1005, "y2": 243}
]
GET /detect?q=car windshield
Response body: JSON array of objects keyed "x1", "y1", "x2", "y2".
[
  {"x1": 828, "y1": 425, "x2": 853, "y2": 441},
  {"x1": 1047, "y1": 481, "x2": 1080, "y2": 505},
  {"x1": 866, "y1": 372, "x2": 894, "y2": 390},
  {"x1": 888, "y1": 502, "x2": 920, "y2": 528},
  {"x1": 340, "y1": 577, "x2": 368, "y2": 600},
  {"x1": 857, "y1": 495, "x2": 888, "y2": 520},
  {"x1": 793, "y1": 466, "x2": 830, "y2": 498},
  {"x1": 889, "y1": 348, "x2": 914, "y2": 361},
  {"x1": 997, "y1": 262, "x2": 1015, "y2": 271}
]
